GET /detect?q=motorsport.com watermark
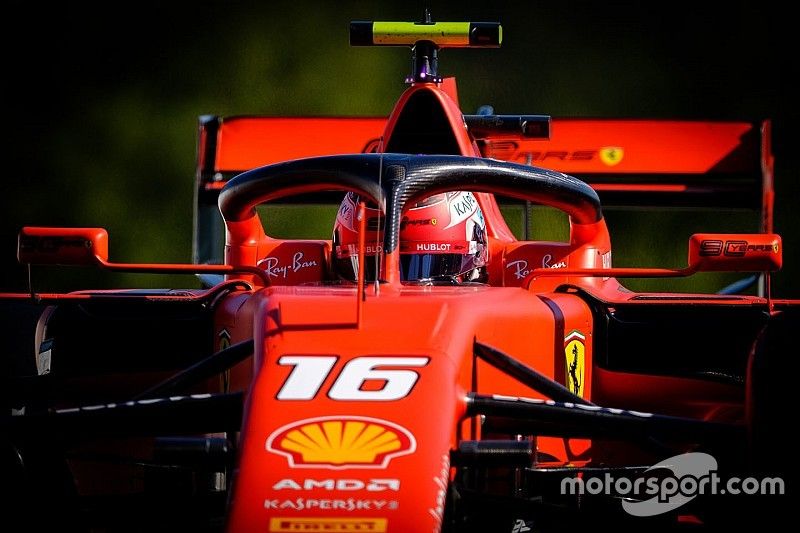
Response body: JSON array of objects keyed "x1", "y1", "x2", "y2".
[{"x1": 561, "y1": 452, "x2": 785, "y2": 517}]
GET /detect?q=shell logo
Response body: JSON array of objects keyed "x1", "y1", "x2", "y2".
[{"x1": 266, "y1": 416, "x2": 416, "y2": 469}]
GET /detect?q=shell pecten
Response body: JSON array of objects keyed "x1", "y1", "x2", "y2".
[{"x1": 266, "y1": 416, "x2": 416, "y2": 469}]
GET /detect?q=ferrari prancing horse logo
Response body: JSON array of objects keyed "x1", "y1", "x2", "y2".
[
  {"x1": 599, "y1": 146, "x2": 624, "y2": 166},
  {"x1": 564, "y1": 330, "x2": 586, "y2": 398}
]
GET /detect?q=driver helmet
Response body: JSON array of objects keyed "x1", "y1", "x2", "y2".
[{"x1": 332, "y1": 191, "x2": 488, "y2": 283}]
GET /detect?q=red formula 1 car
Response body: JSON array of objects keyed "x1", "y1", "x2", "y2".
[{"x1": 3, "y1": 16, "x2": 795, "y2": 533}]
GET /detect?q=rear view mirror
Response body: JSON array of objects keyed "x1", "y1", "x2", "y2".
[
  {"x1": 688, "y1": 233, "x2": 781, "y2": 272},
  {"x1": 18, "y1": 227, "x2": 109, "y2": 266}
]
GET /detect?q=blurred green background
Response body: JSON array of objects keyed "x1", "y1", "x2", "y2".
[{"x1": 2, "y1": 0, "x2": 797, "y2": 295}]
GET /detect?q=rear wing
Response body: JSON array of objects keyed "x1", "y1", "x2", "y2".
[
  {"x1": 194, "y1": 116, "x2": 385, "y2": 264},
  {"x1": 194, "y1": 116, "x2": 773, "y2": 265},
  {"x1": 480, "y1": 119, "x2": 772, "y2": 215}
]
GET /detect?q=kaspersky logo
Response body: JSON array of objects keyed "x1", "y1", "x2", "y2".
[{"x1": 266, "y1": 416, "x2": 416, "y2": 469}]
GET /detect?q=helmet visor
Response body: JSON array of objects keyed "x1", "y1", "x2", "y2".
[
  {"x1": 333, "y1": 254, "x2": 382, "y2": 283},
  {"x1": 400, "y1": 253, "x2": 484, "y2": 282}
]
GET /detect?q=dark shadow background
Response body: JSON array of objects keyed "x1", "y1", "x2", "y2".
[{"x1": 2, "y1": 0, "x2": 798, "y2": 296}]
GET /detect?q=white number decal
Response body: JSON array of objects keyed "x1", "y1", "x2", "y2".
[
  {"x1": 276, "y1": 356, "x2": 337, "y2": 400},
  {"x1": 329, "y1": 357, "x2": 429, "y2": 400},
  {"x1": 276, "y1": 356, "x2": 429, "y2": 401}
]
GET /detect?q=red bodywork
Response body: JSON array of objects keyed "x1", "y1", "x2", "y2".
[
  {"x1": 3, "y1": 65, "x2": 793, "y2": 533},
  {"x1": 198, "y1": 81, "x2": 780, "y2": 530}
]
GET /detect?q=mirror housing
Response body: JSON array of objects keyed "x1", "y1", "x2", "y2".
[
  {"x1": 18, "y1": 227, "x2": 109, "y2": 266},
  {"x1": 688, "y1": 233, "x2": 782, "y2": 272}
]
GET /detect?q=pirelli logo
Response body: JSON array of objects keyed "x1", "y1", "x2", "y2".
[{"x1": 269, "y1": 517, "x2": 387, "y2": 532}]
